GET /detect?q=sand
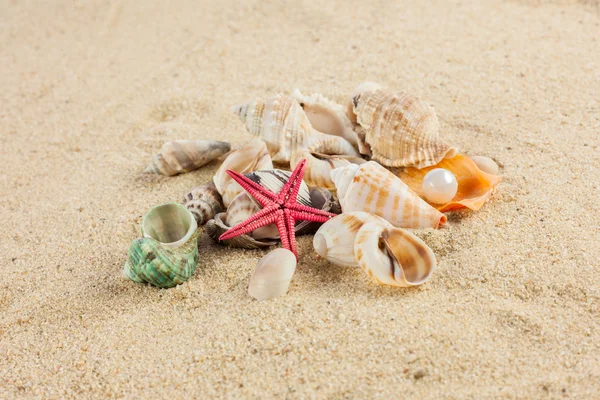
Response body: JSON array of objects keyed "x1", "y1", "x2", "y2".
[{"x1": 1, "y1": 0, "x2": 599, "y2": 398}]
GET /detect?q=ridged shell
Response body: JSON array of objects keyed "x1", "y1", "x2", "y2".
[
  {"x1": 232, "y1": 93, "x2": 360, "y2": 163},
  {"x1": 346, "y1": 82, "x2": 382, "y2": 125},
  {"x1": 143, "y1": 140, "x2": 231, "y2": 176},
  {"x1": 123, "y1": 203, "x2": 199, "y2": 288},
  {"x1": 313, "y1": 212, "x2": 436, "y2": 287},
  {"x1": 290, "y1": 89, "x2": 364, "y2": 152},
  {"x1": 213, "y1": 139, "x2": 273, "y2": 207},
  {"x1": 331, "y1": 161, "x2": 447, "y2": 229},
  {"x1": 182, "y1": 181, "x2": 224, "y2": 225},
  {"x1": 225, "y1": 192, "x2": 279, "y2": 240},
  {"x1": 205, "y1": 213, "x2": 278, "y2": 249},
  {"x1": 248, "y1": 248, "x2": 297, "y2": 300},
  {"x1": 397, "y1": 154, "x2": 502, "y2": 212},
  {"x1": 354, "y1": 89, "x2": 456, "y2": 168}
]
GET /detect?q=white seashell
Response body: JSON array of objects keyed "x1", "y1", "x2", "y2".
[
  {"x1": 346, "y1": 82, "x2": 382, "y2": 124},
  {"x1": 248, "y1": 248, "x2": 297, "y2": 300},
  {"x1": 232, "y1": 94, "x2": 360, "y2": 163},
  {"x1": 330, "y1": 161, "x2": 447, "y2": 229},
  {"x1": 213, "y1": 139, "x2": 273, "y2": 207},
  {"x1": 469, "y1": 156, "x2": 499, "y2": 175},
  {"x1": 314, "y1": 212, "x2": 436, "y2": 287},
  {"x1": 143, "y1": 140, "x2": 230, "y2": 176}
]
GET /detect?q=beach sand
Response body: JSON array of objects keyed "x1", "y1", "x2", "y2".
[{"x1": 1, "y1": 0, "x2": 599, "y2": 398}]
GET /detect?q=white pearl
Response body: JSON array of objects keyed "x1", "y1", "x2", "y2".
[
  {"x1": 470, "y1": 156, "x2": 499, "y2": 175},
  {"x1": 422, "y1": 168, "x2": 458, "y2": 204}
]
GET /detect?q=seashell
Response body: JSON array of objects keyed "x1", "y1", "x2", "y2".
[
  {"x1": 397, "y1": 154, "x2": 502, "y2": 212},
  {"x1": 213, "y1": 139, "x2": 273, "y2": 207},
  {"x1": 331, "y1": 161, "x2": 447, "y2": 229},
  {"x1": 225, "y1": 192, "x2": 279, "y2": 240},
  {"x1": 232, "y1": 93, "x2": 360, "y2": 163},
  {"x1": 469, "y1": 155, "x2": 499, "y2": 175},
  {"x1": 248, "y1": 248, "x2": 297, "y2": 300},
  {"x1": 206, "y1": 213, "x2": 278, "y2": 249},
  {"x1": 313, "y1": 212, "x2": 435, "y2": 287},
  {"x1": 290, "y1": 146, "x2": 366, "y2": 189},
  {"x1": 353, "y1": 88, "x2": 457, "y2": 168},
  {"x1": 290, "y1": 89, "x2": 366, "y2": 152},
  {"x1": 182, "y1": 181, "x2": 224, "y2": 225},
  {"x1": 123, "y1": 203, "x2": 199, "y2": 288},
  {"x1": 143, "y1": 140, "x2": 231, "y2": 176}
]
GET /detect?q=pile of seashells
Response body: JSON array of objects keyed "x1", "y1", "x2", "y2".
[{"x1": 128, "y1": 82, "x2": 501, "y2": 299}]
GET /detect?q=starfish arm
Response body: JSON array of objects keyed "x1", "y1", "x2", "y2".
[
  {"x1": 284, "y1": 209, "x2": 298, "y2": 258},
  {"x1": 287, "y1": 202, "x2": 337, "y2": 219},
  {"x1": 226, "y1": 170, "x2": 277, "y2": 206},
  {"x1": 276, "y1": 158, "x2": 307, "y2": 204},
  {"x1": 289, "y1": 210, "x2": 334, "y2": 224},
  {"x1": 273, "y1": 209, "x2": 292, "y2": 254},
  {"x1": 219, "y1": 205, "x2": 279, "y2": 240}
]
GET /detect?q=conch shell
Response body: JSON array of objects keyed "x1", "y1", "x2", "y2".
[
  {"x1": 290, "y1": 146, "x2": 366, "y2": 189},
  {"x1": 398, "y1": 154, "x2": 502, "y2": 212},
  {"x1": 213, "y1": 139, "x2": 273, "y2": 207},
  {"x1": 206, "y1": 169, "x2": 340, "y2": 248},
  {"x1": 123, "y1": 203, "x2": 199, "y2": 288},
  {"x1": 248, "y1": 248, "x2": 297, "y2": 300},
  {"x1": 346, "y1": 82, "x2": 382, "y2": 125},
  {"x1": 232, "y1": 93, "x2": 360, "y2": 163},
  {"x1": 182, "y1": 181, "x2": 224, "y2": 225},
  {"x1": 331, "y1": 161, "x2": 446, "y2": 229},
  {"x1": 313, "y1": 212, "x2": 436, "y2": 287},
  {"x1": 290, "y1": 89, "x2": 366, "y2": 153},
  {"x1": 353, "y1": 87, "x2": 456, "y2": 168},
  {"x1": 143, "y1": 140, "x2": 231, "y2": 176}
]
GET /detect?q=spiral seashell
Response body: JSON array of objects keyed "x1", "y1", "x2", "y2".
[
  {"x1": 123, "y1": 203, "x2": 199, "y2": 288},
  {"x1": 143, "y1": 140, "x2": 231, "y2": 176},
  {"x1": 353, "y1": 87, "x2": 457, "y2": 168},
  {"x1": 313, "y1": 212, "x2": 436, "y2": 287},
  {"x1": 248, "y1": 248, "x2": 297, "y2": 300},
  {"x1": 290, "y1": 89, "x2": 366, "y2": 153},
  {"x1": 397, "y1": 154, "x2": 502, "y2": 212},
  {"x1": 346, "y1": 82, "x2": 382, "y2": 125},
  {"x1": 182, "y1": 181, "x2": 224, "y2": 225},
  {"x1": 232, "y1": 94, "x2": 360, "y2": 163},
  {"x1": 213, "y1": 139, "x2": 273, "y2": 207},
  {"x1": 331, "y1": 161, "x2": 446, "y2": 229}
]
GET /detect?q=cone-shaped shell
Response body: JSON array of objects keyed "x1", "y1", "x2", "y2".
[
  {"x1": 123, "y1": 203, "x2": 199, "y2": 288},
  {"x1": 313, "y1": 212, "x2": 436, "y2": 287},
  {"x1": 213, "y1": 139, "x2": 273, "y2": 207},
  {"x1": 290, "y1": 89, "x2": 365, "y2": 152},
  {"x1": 182, "y1": 181, "x2": 224, "y2": 225},
  {"x1": 143, "y1": 140, "x2": 231, "y2": 176},
  {"x1": 397, "y1": 154, "x2": 502, "y2": 212},
  {"x1": 331, "y1": 161, "x2": 446, "y2": 229},
  {"x1": 248, "y1": 248, "x2": 297, "y2": 300},
  {"x1": 353, "y1": 89, "x2": 456, "y2": 168},
  {"x1": 232, "y1": 94, "x2": 360, "y2": 163}
]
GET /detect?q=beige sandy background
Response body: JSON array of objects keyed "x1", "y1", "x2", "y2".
[{"x1": 1, "y1": 0, "x2": 599, "y2": 398}]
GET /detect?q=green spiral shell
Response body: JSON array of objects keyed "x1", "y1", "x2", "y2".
[{"x1": 123, "y1": 229, "x2": 199, "y2": 288}]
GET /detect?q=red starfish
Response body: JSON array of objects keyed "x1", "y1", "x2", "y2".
[{"x1": 218, "y1": 159, "x2": 336, "y2": 258}]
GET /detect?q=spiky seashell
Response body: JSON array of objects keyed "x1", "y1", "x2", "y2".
[
  {"x1": 182, "y1": 181, "x2": 224, "y2": 225},
  {"x1": 143, "y1": 140, "x2": 231, "y2": 176},
  {"x1": 398, "y1": 154, "x2": 502, "y2": 212},
  {"x1": 331, "y1": 161, "x2": 447, "y2": 229},
  {"x1": 290, "y1": 146, "x2": 366, "y2": 189},
  {"x1": 290, "y1": 89, "x2": 365, "y2": 152},
  {"x1": 313, "y1": 212, "x2": 435, "y2": 287},
  {"x1": 248, "y1": 248, "x2": 297, "y2": 300},
  {"x1": 123, "y1": 203, "x2": 199, "y2": 288},
  {"x1": 232, "y1": 94, "x2": 360, "y2": 163},
  {"x1": 206, "y1": 213, "x2": 278, "y2": 249},
  {"x1": 353, "y1": 88, "x2": 457, "y2": 168},
  {"x1": 213, "y1": 139, "x2": 273, "y2": 207}
]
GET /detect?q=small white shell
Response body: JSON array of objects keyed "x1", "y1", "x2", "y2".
[
  {"x1": 469, "y1": 156, "x2": 499, "y2": 175},
  {"x1": 248, "y1": 248, "x2": 297, "y2": 300},
  {"x1": 144, "y1": 140, "x2": 230, "y2": 176}
]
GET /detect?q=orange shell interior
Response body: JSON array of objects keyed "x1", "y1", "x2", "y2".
[{"x1": 397, "y1": 154, "x2": 502, "y2": 212}]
